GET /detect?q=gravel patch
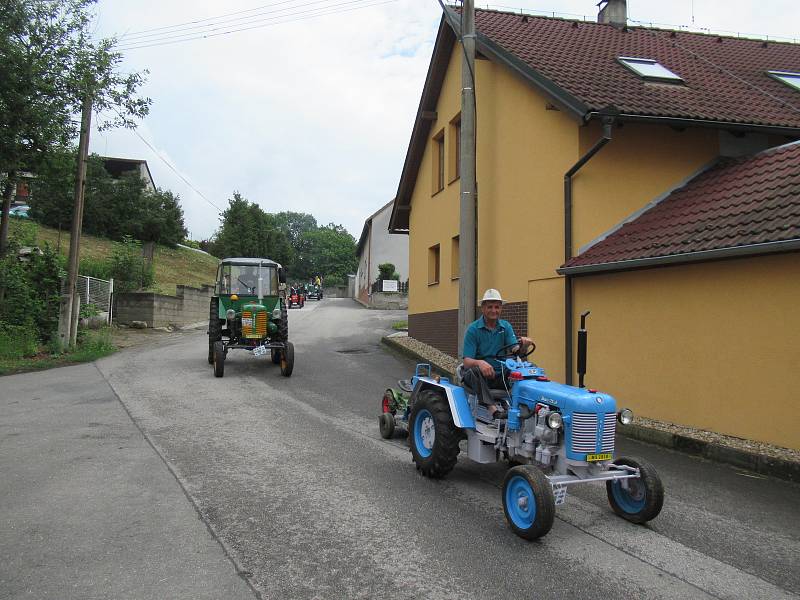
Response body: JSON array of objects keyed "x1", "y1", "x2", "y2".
[{"x1": 386, "y1": 334, "x2": 800, "y2": 466}]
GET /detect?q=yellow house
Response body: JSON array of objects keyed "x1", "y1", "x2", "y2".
[{"x1": 389, "y1": 6, "x2": 800, "y2": 450}]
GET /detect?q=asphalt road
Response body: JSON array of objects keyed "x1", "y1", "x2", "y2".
[{"x1": 3, "y1": 298, "x2": 799, "y2": 599}]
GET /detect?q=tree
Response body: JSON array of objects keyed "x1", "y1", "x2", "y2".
[
  {"x1": 0, "y1": 0, "x2": 151, "y2": 253},
  {"x1": 302, "y1": 223, "x2": 358, "y2": 286},
  {"x1": 210, "y1": 193, "x2": 293, "y2": 265},
  {"x1": 30, "y1": 151, "x2": 187, "y2": 247}
]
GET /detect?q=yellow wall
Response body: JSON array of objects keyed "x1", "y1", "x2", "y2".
[{"x1": 572, "y1": 253, "x2": 800, "y2": 449}]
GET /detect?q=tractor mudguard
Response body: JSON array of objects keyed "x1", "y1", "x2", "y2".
[{"x1": 411, "y1": 378, "x2": 475, "y2": 430}]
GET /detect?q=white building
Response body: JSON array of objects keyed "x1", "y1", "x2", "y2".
[{"x1": 355, "y1": 200, "x2": 408, "y2": 306}]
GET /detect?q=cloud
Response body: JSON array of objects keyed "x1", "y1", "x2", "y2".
[{"x1": 89, "y1": 0, "x2": 800, "y2": 241}]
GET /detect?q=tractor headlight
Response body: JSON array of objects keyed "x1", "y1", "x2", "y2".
[
  {"x1": 272, "y1": 308, "x2": 281, "y2": 319},
  {"x1": 546, "y1": 412, "x2": 563, "y2": 429},
  {"x1": 226, "y1": 309, "x2": 235, "y2": 320},
  {"x1": 618, "y1": 408, "x2": 634, "y2": 425}
]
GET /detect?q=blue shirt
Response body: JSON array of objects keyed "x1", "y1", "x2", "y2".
[{"x1": 463, "y1": 316, "x2": 518, "y2": 375}]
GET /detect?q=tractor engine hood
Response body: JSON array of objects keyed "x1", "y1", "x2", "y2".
[{"x1": 515, "y1": 380, "x2": 617, "y2": 414}]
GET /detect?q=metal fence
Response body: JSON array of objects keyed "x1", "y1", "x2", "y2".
[{"x1": 62, "y1": 275, "x2": 114, "y2": 324}]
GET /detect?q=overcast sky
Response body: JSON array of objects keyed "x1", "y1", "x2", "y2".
[{"x1": 89, "y1": 0, "x2": 800, "y2": 241}]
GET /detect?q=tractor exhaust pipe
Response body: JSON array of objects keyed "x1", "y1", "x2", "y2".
[{"x1": 577, "y1": 311, "x2": 590, "y2": 388}]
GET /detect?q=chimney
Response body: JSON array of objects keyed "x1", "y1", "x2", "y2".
[{"x1": 597, "y1": 0, "x2": 627, "y2": 27}]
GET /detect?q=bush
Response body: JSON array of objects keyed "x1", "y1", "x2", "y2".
[
  {"x1": 9, "y1": 220, "x2": 38, "y2": 246},
  {"x1": 109, "y1": 236, "x2": 155, "y2": 293},
  {"x1": 0, "y1": 323, "x2": 39, "y2": 358},
  {"x1": 79, "y1": 256, "x2": 112, "y2": 280},
  {"x1": 377, "y1": 262, "x2": 399, "y2": 281}
]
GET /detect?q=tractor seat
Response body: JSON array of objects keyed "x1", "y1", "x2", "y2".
[{"x1": 489, "y1": 389, "x2": 511, "y2": 401}]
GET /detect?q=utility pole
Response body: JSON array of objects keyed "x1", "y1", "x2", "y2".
[
  {"x1": 57, "y1": 94, "x2": 92, "y2": 350},
  {"x1": 458, "y1": 0, "x2": 477, "y2": 357}
]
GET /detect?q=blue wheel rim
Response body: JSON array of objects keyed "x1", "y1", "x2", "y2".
[
  {"x1": 414, "y1": 409, "x2": 435, "y2": 458},
  {"x1": 505, "y1": 475, "x2": 537, "y2": 529},
  {"x1": 611, "y1": 478, "x2": 646, "y2": 514}
]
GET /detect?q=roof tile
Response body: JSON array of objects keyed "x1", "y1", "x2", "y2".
[
  {"x1": 475, "y1": 9, "x2": 800, "y2": 128},
  {"x1": 564, "y1": 141, "x2": 800, "y2": 269}
]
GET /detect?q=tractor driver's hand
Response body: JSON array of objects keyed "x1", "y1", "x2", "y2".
[{"x1": 478, "y1": 360, "x2": 495, "y2": 378}]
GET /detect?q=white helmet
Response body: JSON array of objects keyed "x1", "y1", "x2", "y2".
[{"x1": 481, "y1": 288, "x2": 504, "y2": 303}]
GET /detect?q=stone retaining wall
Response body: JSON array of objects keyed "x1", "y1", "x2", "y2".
[{"x1": 115, "y1": 284, "x2": 214, "y2": 328}]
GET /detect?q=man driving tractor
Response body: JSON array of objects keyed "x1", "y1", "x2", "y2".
[{"x1": 462, "y1": 288, "x2": 534, "y2": 420}]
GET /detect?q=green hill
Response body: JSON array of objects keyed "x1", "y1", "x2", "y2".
[{"x1": 9, "y1": 219, "x2": 218, "y2": 296}]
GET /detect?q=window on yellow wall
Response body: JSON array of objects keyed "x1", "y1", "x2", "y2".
[
  {"x1": 432, "y1": 129, "x2": 445, "y2": 194},
  {"x1": 451, "y1": 235, "x2": 460, "y2": 280},
  {"x1": 449, "y1": 114, "x2": 461, "y2": 183},
  {"x1": 428, "y1": 244, "x2": 440, "y2": 285}
]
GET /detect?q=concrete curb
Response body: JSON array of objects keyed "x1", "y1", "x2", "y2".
[{"x1": 381, "y1": 335, "x2": 799, "y2": 484}]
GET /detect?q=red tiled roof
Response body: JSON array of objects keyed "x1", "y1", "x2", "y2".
[
  {"x1": 475, "y1": 9, "x2": 800, "y2": 129},
  {"x1": 560, "y1": 141, "x2": 800, "y2": 273}
]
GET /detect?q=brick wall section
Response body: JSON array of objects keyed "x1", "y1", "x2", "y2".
[
  {"x1": 409, "y1": 308, "x2": 458, "y2": 357},
  {"x1": 115, "y1": 284, "x2": 214, "y2": 328},
  {"x1": 502, "y1": 301, "x2": 528, "y2": 338},
  {"x1": 409, "y1": 301, "x2": 528, "y2": 359}
]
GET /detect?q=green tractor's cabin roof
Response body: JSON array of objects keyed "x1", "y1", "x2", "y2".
[{"x1": 219, "y1": 257, "x2": 282, "y2": 267}]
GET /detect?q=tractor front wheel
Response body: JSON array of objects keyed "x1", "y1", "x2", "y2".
[
  {"x1": 213, "y1": 341, "x2": 225, "y2": 378},
  {"x1": 280, "y1": 341, "x2": 294, "y2": 377},
  {"x1": 502, "y1": 465, "x2": 555, "y2": 540},
  {"x1": 208, "y1": 298, "x2": 222, "y2": 364},
  {"x1": 408, "y1": 389, "x2": 461, "y2": 478},
  {"x1": 606, "y1": 456, "x2": 664, "y2": 524}
]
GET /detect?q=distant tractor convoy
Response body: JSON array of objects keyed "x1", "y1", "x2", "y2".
[{"x1": 207, "y1": 257, "x2": 294, "y2": 377}]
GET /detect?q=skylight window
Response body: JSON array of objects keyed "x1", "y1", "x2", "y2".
[
  {"x1": 768, "y1": 71, "x2": 800, "y2": 92},
  {"x1": 618, "y1": 57, "x2": 683, "y2": 83}
]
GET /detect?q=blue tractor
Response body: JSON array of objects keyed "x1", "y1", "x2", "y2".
[{"x1": 386, "y1": 312, "x2": 664, "y2": 540}]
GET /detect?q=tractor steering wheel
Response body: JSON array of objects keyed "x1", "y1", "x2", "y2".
[{"x1": 495, "y1": 341, "x2": 536, "y2": 360}]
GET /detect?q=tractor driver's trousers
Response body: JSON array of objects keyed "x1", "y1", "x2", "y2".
[{"x1": 461, "y1": 366, "x2": 509, "y2": 409}]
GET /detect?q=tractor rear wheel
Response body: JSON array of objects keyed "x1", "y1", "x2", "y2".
[
  {"x1": 502, "y1": 465, "x2": 555, "y2": 540},
  {"x1": 606, "y1": 456, "x2": 664, "y2": 524},
  {"x1": 408, "y1": 389, "x2": 461, "y2": 478},
  {"x1": 280, "y1": 341, "x2": 294, "y2": 377},
  {"x1": 208, "y1": 297, "x2": 221, "y2": 364},
  {"x1": 213, "y1": 341, "x2": 225, "y2": 378}
]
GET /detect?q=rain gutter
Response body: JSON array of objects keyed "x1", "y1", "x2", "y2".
[{"x1": 563, "y1": 110, "x2": 616, "y2": 385}]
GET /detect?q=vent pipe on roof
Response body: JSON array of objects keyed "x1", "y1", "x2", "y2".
[{"x1": 597, "y1": 0, "x2": 627, "y2": 27}]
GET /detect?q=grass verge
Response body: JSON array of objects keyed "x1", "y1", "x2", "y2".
[
  {"x1": 391, "y1": 320, "x2": 408, "y2": 330},
  {"x1": 0, "y1": 327, "x2": 117, "y2": 376}
]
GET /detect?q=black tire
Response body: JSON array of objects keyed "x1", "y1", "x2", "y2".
[
  {"x1": 213, "y1": 341, "x2": 225, "y2": 378},
  {"x1": 208, "y1": 297, "x2": 221, "y2": 364},
  {"x1": 277, "y1": 300, "x2": 288, "y2": 343},
  {"x1": 408, "y1": 389, "x2": 462, "y2": 478},
  {"x1": 606, "y1": 456, "x2": 664, "y2": 524},
  {"x1": 280, "y1": 341, "x2": 294, "y2": 377},
  {"x1": 502, "y1": 465, "x2": 556, "y2": 540},
  {"x1": 271, "y1": 349, "x2": 281, "y2": 364},
  {"x1": 379, "y1": 413, "x2": 395, "y2": 439}
]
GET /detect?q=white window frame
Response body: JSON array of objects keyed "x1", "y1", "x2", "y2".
[
  {"x1": 767, "y1": 70, "x2": 800, "y2": 92},
  {"x1": 618, "y1": 57, "x2": 683, "y2": 83}
]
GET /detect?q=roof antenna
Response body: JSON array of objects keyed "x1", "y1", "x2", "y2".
[{"x1": 691, "y1": 0, "x2": 695, "y2": 25}]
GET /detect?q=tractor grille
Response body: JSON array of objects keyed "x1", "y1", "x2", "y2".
[
  {"x1": 242, "y1": 311, "x2": 267, "y2": 338},
  {"x1": 601, "y1": 413, "x2": 616, "y2": 453},
  {"x1": 571, "y1": 413, "x2": 598, "y2": 453},
  {"x1": 571, "y1": 412, "x2": 617, "y2": 454}
]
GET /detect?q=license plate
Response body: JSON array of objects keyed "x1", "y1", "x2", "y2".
[
  {"x1": 586, "y1": 453, "x2": 612, "y2": 462},
  {"x1": 253, "y1": 345, "x2": 267, "y2": 356},
  {"x1": 242, "y1": 317, "x2": 253, "y2": 327}
]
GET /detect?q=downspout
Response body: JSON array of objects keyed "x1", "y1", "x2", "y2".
[{"x1": 563, "y1": 112, "x2": 615, "y2": 385}]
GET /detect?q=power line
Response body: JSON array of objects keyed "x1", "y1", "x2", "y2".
[
  {"x1": 118, "y1": 0, "x2": 302, "y2": 39},
  {"x1": 115, "y1": 0, "x2": 397, "y2": 51},
  {"x1": 101, "y1": 108, "x2": 224, "y2": 213}
]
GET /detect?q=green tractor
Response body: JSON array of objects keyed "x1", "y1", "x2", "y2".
[{"x1": 207, "y1": 257, "x2": 294, "y2": 378}]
